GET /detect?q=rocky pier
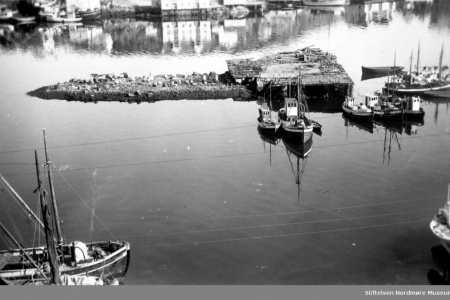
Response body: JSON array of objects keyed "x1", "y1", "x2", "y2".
[{"x1": 28, "y1": 72, "x2": 255, "y2": 103}]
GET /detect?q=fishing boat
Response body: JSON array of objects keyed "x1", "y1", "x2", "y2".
[
  {"x1": 278, "y1": 73, "x2": 314, "y2": 143},
  {"x1": 10, "y1": 14, "x2": 36, "y2": 23},
  {"x1": 303, "y1": 0, "x2": 345, "y2": 6},
  {"x1": 397, "y1": 95, "x2": 425, "y2": 119},
  {"x1": 342, "y1": 95, "x2": 374, "y2": 120},
  {"x1": 258, "y1": 102, "x2": 278, "y2": 133},
  {"x1": 76, "y1": 8, "x2": 101, "y2": 21},
  {"x1": 386, "y1": 43, "x2": 450, "y2": 95},
  {"x1": 0, "y1": 130, "x2": 130, "y2": 285},
  {"x1": 258, "y1": 82, "x2": 279, "y2": 133},
  {"x1": 46, "y1": 10, "x2": 82, "y2": 23},
  {"x1": 430, "y1": 185, "x2": 450, "y2": 253},
  {"x1": 366, "y1": 93, "x2": 403, "y2": 121}
]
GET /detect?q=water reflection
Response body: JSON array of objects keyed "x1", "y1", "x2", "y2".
[
  {"x1": 257, "y1": 125, "x2": 280, "y2": 166},
  {"x1": 1, "y1": 1, "x2": 448, "y2": 56},
  {"x1": 373, "y1": 117, "x2": 402, "y2": 165},
  {"x1": 343, "y1": 113, "x2": 375, "y2": 135},
  {"x1": 428, "y1": 244, "x2": 450, "y2": 285},
  {"x1": 281, "y1": 135, "x2": 312, "y2": 202}
]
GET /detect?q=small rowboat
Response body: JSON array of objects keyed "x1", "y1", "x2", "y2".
[
  {"x1": 361, "y1": 66, "x2": 404, "y2": 75},
  {"x1": 46, "y1": 13, "x2": 82, "y2": 23}
]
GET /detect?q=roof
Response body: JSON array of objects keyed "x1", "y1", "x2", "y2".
[{"x1": 226, "y1": 48, "x2": 354, "y2": 86}]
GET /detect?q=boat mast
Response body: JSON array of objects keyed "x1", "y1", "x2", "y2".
[
  {"x1": 439, "y1": 43, "x2": 444, "y2": 79},
  {"x1": 409, "y1": 50, "x2": 413, "y2": 85},
  {"x1": 43, "y1": 129, "x2": 63, "y2": 245},
  {"x1": 416, "y1": 40, "x2": 420, "y2": 75},
  {"x1": 35, "y1": 150, "x2": 60, "y2": 284}
]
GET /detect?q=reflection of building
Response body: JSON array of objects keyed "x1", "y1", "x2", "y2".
[
  {"x1": 161, "y1": 20, "x2": 212, "y2": 53},
  {"x1": 365, "y1": 1, "x2": 395, "y2": 23}
]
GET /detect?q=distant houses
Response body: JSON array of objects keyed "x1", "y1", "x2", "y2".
[{"x1": 134, "y1": 0, "x2": 264, "y2": 16}]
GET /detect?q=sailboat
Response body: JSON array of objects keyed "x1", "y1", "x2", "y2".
[
  {"x1": 0, "y1": 130, "x2": 130, "y2": 285},
  {"x1": 386, "y1": 43, "x2": 450, "y2": 94},
  {"x1": 430, "y1": 184, "x2": 450, "y2": 254},
  {"x1": 278, "y1": 72, "x2": 314, "y2": 143}
]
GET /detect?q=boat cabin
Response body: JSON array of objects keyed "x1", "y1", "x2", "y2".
[
  {"x1": 405, "y1": 96, "x2": 421, "y2": 111},
  {"x1": 344, "y1": 96, "x2": 355, "y2": 107},
  {"x1": 259, "y1": 103, "x2": 271, "y2": 119},
  {"x1": 284, "y1": 97, "x2": 299, "y2": 119},
  {"x1": 365, "y1": 94, "x2": 379, "y2": 108}
]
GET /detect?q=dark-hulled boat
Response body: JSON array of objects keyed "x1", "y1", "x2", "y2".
[{"x1": 0, "y1": 131, "x2": 130, "y2": 285}]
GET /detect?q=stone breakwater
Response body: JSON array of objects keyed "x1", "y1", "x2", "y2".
[{"x1": 28, "y1": 72, "x2": 255, "y2": 103}]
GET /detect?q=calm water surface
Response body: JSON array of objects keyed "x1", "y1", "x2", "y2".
[{"x1": 1, "y1": 1, "x2": 450, "y2": 285}]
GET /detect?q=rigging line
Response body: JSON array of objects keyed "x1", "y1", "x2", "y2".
[
  {"x1": 110, "y1": 207, "x2": 436, "y2": 240},
  {"x1": 100, "y1": 195, "x2": 441, "y2": 227},
  {"x1": 56, "y1": 171, "x2": 117, "y2": 241},
  {"x1": 0, "y1": 177, "x2": 44, "y2": 234},
  {"x1": 3, "y1": 131, "x2": 450, "y2": 179},
  {"x1": 131, "y1": 218, "x2": 430, "y2": 248},
  {"x1": 0, "y1": 124, "x2": 257, "y2": 155}
]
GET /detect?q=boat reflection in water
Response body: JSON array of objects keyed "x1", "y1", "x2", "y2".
[
  {"x1": 428, "y1": 244, "x2": 450, "y2": 285},
  {"x1": 257, "y1": 125, "x2": 281, "y2": 166},
  {"x1": 342, "y1": 113, "x2": 375, "y2": 135},
  {"x1": 281, "y1": 136, "x2": 313, "y2": 202},
  {"x1": 373, "y1": 117, "x2": 403, "y2": 165}
]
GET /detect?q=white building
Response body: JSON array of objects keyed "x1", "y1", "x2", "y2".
[{"x1": 159, "y1": 0, "x2": 211, "y2": 10}]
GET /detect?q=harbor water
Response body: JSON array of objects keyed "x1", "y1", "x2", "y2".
[{"x1": 1, "y1": 1, "x2": 450, "y2": 284}]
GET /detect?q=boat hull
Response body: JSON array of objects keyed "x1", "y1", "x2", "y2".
[
  {"x1": 279, "y1": 123, "x2": 313, "y2": 143},
  {"x1": 46, "y1": 14, "x2": 83, "y2": 23},
  {"x1": 342, "y1": 105, "x2": 374, "y2": 120},
  {"x1": 430, "y1": 220, "x2": 450, "y2": 253},
  {"x1": 303, "y1": 0, "x2": 345, "y2": 6},
  {"x1": 0, "y1": 241, "x2": 130, "y2": 285},
  {"x1": 392, "y1": 82, "x2": 450, "y2": 95},
  {"x1": 77, "y1": 8, "x2": 102, "y2": 21},
  {"x1": 361, "y1": 66, "x2": 404, "y2": 75}
]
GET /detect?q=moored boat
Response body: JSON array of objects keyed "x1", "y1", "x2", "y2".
[
  {"x1": 342, "y1": 95, "x2": 374, "y2": 120},
  {"x1": 362, "y1": 66, "x2": 404, "y2": 75},
  {"x1": 397, "y1": 95, "x2": 425, "y2": 119},
  {"x1": 303, "y1": 0, "x2": 345, "y2": 6},
  {"x1": 0, "y1": 130, "x2": 131, "y2": 285},
  {"x1": 76, "y1": 8, "x2": 101, "y2": 21},
  {"x1": 430, "y1": 185, "x2": 450, "y2": 253},
  {"x1": 366, "y1": 93, "x2": 403, "y2": 121},
  {"x1": 278, "y1": 73, "x2": 314, "y2": 143},
  {"x1": 46, "y1": 11, "x2": 83, "y2": 23}
]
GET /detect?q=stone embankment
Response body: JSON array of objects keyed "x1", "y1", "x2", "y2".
[{"x1": 28, "y1": 72, "x2": 255, "y2": 103}]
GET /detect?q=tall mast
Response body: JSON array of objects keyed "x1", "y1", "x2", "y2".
[
  {"x1": 416, "y1": 40, "x2": 420, "y2": 74},
  {"x1": 439, "y1": 43, "x2": 444, "y2": 79},
  {"x1": 35, "y1": 150, "x2": 59, "y2": 284},
  {"x1": 43, "y1": 129, "x2": 63, "y2": 244},
  {"x1": 409, "y1": 50, "x2": 413, "y2": 85}
]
